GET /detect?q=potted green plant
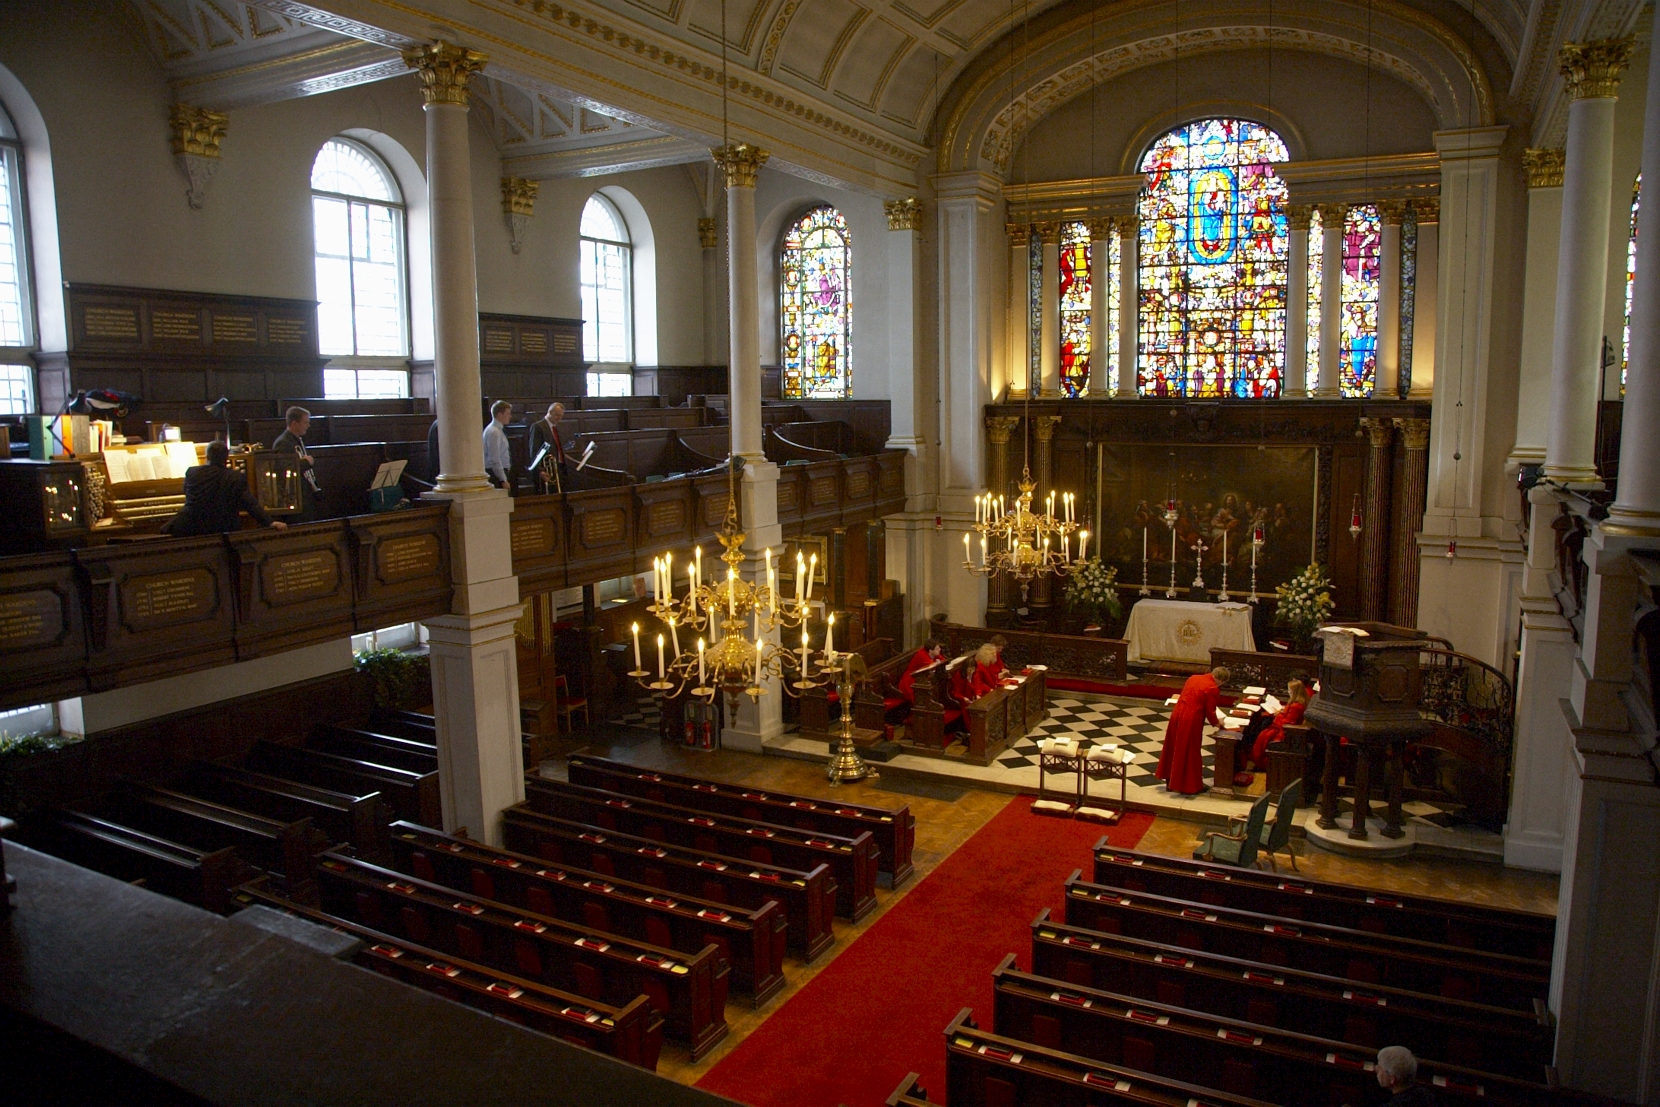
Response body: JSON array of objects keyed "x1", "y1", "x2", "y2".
[
  {"x1": 1064, "y1": 557, "x2": 1124, "y2": 635},
  {"x1": 1273, "y1": 563, "x2": 1335, "y2": 655},
  {"x1": 355, "y1": 646, "x2": 430, "y2": 711}
]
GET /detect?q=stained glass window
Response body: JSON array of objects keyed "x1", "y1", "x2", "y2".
[
  {"x1": 1106, "y1": 230, "x2": 1122, "y2": 394},
  {"x1": 1136, "y1": 118, "x2": 1290, "y2": 398},
  {"x1": 1028, "y1": 228, "x2": 1042, "y2": 393},
  {"x1": 781, "y1": 205, "x2": 851, "y2": 398},
  {"x1": 1624, "y1": 174, "x2": 1640, "y2": 391},
  {"x1": 1399, "y1": 209, "x2": 1418, "y2": 398},
  {"x1": 1059, "y1": 221, "x2": 1092, "y2": 396},
  {"x1": 1339, "y1": 205, "x2": 1382, "y2": 397},
  {"x1": 1306, "y1": 206, "x2": 1322, "y2": 390}
]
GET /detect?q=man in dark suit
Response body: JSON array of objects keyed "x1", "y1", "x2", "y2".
[
  {"x1": 272, "y1": 405, "x2": 321, "y2": 519},
  {"x1": 528, "y1": 402, "x2": 568, "y2": 492},
  {"x1": 163, "y1": 440, "x2": 287, "y2": 536}
]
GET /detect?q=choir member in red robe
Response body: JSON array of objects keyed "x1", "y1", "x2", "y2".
[
  {"x1": 970, "y1": 635, "x2": 1008, "y2": 696},
  {"x1": 1245, "y1": 679, "x2": 1311, "y2": 773},
  {"x1": 1157, "y1": 666, "x2": 1229, "y2": 795},
  {"x1": 897, "y1": 639, "x2": 944, "y2": 703}
]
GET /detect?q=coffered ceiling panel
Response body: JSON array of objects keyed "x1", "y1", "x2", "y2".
[
  {"x1": 834, "y1": 19, "x2": 917, "y2": 111},
  {"x1": 775, "y1": 0, "x2": 866, "y2": 88}
]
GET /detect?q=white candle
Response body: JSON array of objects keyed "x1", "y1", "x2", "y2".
[
  {"x1": 689, "y1": 561, "x2": 696, "y2": 598},
  {"x1": 963, "y1": 532, "x2": 971, "y2": 562},
  {"x1": 1142, "y1": 527, "x2": 1148, "y2": 566},
  {"x1": 1080, "y1": 530, "x2": 1090, "y2": 562},
  {"x1": 825, "y1": 613, "x2": 834, "y2": 665},
  {"x1": 670, "y1": 618, "x2": 680, "y2": 659},
  {"x1": 632, "y1": 622, "x2": 641, "y2": 669},
  {"x1": 657, "y1": 634, "x2": 665, "y2": 680},
  {"x1": 1171, "y1": 525, "x2": 1177, "y2": 565},
  {"x1": 980, "y1": 535, "x2": 987, "y2": 568},
  {"x1": 728, "y1": 569, "x2": 736, "y2": 616},
  {"x1": 756, "y1": 631, "x2": 764, "y2": 669},
  {"x1": 652, "y1": 558, "x2": 660, "y2": 604},
  {"x1": 796, "y1": 554, "x2": 805, "y2": 603},
  {"x1": 807, "y1": 554, "x2": 818, "y2": 600},
  {"x1": 698, "y1": 638, "x2": 705, "y2": 685},
  {"x1": 1222, "y1": 529, "x2": 1227, "y2": 568},
  {"x1": 694, "y1": 545, "x2": 702, "y2": 590},
  {"x1": 664, "y1": 552, "x2": 673, "y2": 600},
  {"x1": 800, "y1": 630, "x2": 809, "y2": 677}
]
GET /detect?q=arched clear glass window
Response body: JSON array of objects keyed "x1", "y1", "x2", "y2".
[
  {"x1": 1339, "y1": 205, "x2": 1382, "y2": 397},
  {"x1": 780, "y1": 205, "x2": 851, "y2": 398},
  {"x1": 0, "y1": 100, "x2": 36, "y2": 414},
  {"x1": 581, "y1": 193, "x2": 633, "y2": 366},
  {"x1": 1137, "y1": 118, "x2": 1290, "y2": 397},
  {"x1": 311, "y1": 138, "x2": 409, "y2": 396},
  {"x1": 1624, "y1": 174, "x2": 1640, "y2": 391}
]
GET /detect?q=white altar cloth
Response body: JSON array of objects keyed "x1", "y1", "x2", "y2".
[{"x1": 1123, "y1": 599, "x2": 1256, "y2": 664}]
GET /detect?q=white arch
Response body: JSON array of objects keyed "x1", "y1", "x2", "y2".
[
  {"x1": 339, "y1": 128, "x2": 433, "y2": 362},
  {"x1": 594, "y1": 184, "x2": 657, "y2": 367},
  {"x1": 0, "y1": 64, "x2": 64, "y2": 359}
]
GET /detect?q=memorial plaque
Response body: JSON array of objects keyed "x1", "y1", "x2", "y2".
[
  {"x1": 378, "y1": 534, "x2": 442, "y2": 581},
  {"x1": 83, "y1": 305, "x2": 140, "y2": 341},
  {"x1": 582, "y1": 511, "x2": 624, "y2": 545},
  {"x1": 266, "y1": 316, "x2": 309, "y2": 344},
  {"x1": 846, "y1": 471, "x2": 872, "y2": 499},
  {"x1": 520, "y1": 330, "x2": 548, "y2": 354},
  {"x1": 483, "y1": 328, "x2": 514, "y2": 353},
  {"x1": 811, "y1": 477, "x2": 837, "y2": 503},
  {"x1": 702, "y1": 493, "x2": 730, "y2": 527},
  {"x1": 152, "y1": 310, "x2": 202, "y2": 341},
  {"x1": 265, "y1": 549, "x2": 341, "y2": 602},
  {"x1": 552, "y1": 332, "x2": 577, "y2": 354},
  {"x1": 0, "y1": 589, "x2": 64, "y2": 650},
  {"x1": 212, "y1": 314, "x2": 258, "y2": 343},
  {"x1": 124, "y1": 569, "x2": 217, "y2": 627},
  {"x1": 511, "y1": 518, "x2": 556, "y2": 559},
  {"x1": 648, "y1": 501, "x2": 685, "y2": 533},
  {"x1": 777, "y1": 482, "x2": 799, "y2": 510}
]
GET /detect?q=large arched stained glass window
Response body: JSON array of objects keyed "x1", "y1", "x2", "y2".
[
  {"x1": 1059, "y1": 221, "x2": 1091, "y2": 396},
  {"x1": 1339, "y1": 205, "x2": 1382, "y2": 397},
  {"x1": 1137, "y1": 118, "x2": 1290, "y2": 397},
  {"x1": 781, "y1": 206, "x2": 851, "y2": 398},
  {"x1": 1624, "y1": 174, "x2": 1640, "y2": 391}
]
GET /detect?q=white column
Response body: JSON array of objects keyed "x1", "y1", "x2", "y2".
[
  {"x1": 403, "y1": 41, "x2": 523, "y2": 846},
  {"x1": 1007, "y1": 224, "x2": 1029, "y2": 396},
  {"x1": 715, "y1": 144, "x2": 768, "y2": 463},
  {"x1": 1376, "y1": 201, "x2": 1406, "y2": 398},
  {"x1": 1285, "y1": 204, "x2": 1311, "y2": 397},
  {"x1": 699, "y1": 216, "x2": 721, "y2": 366},
  {"x1": 1115, "y1": 217, "x2": 1138, "y2": 398},
  {"x1": 1545, "y1": 40, "x2": 1634, "y2": 486},
  {"x1": 884, "y1": 198, "x2": 930, "y2": 509},
  {"x1": 936, "y1": 171, "x2": 1001, "y2": 625},
  {"x1": 1088, "y1": 219, "x2": 1110, "y2": 396},
  {"x1": 1407, "y1": 202, "x2": 1438, "y2": 398},
  {"x1": 1511, "y1": 151, "x2": 1565, "y2": 467},
  {"x1": 1315, "y1": 204, "x2": 1344, "y2": 397},
  {"x1": 1039, "y1": 225, "x2": 1060, "y2": 396}
]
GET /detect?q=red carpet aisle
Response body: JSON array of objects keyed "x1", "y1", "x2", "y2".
[{"x1": 696, "y1": 798, "x2": 1154, "y2": 1107}]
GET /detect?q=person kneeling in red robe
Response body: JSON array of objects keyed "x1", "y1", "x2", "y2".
[
  {"x1": 1232, "y1": 678, "x2": 1311, "y2": 783},
  {"x1": 1157, "y1": 666, "x2": 1230, "y2": 795}
]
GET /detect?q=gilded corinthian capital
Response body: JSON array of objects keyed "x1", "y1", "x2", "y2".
[
  {"x1": 712, "y1": 143, "x2": 769, "y2": 188},
  {"x1": 402, "y1": 42, "x2": 487, "y2": 106},
  {"x1": 1284, "y1": 203, "x2": 1314, "y2": 232},
  {"x1": 1559, "y1": 37, "x2": 1634, "y2": 100},
  {"x1": 1524, "y1": 148, "x2": 1566, "y2": 188},
  {"x1": 985, "y1": 415, "x2": 1020, "y2": 445},
  {"x1": 170, "y1": 104, "x2": 227, "y2": 158},
  {"x1": 884, "y1": 197, "x2": 922, "y2": 232},
  {"x1": 698, "y1": 218, "x2": 718, "y2": 248}
]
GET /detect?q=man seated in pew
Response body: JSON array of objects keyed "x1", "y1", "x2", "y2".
[
  {"x1": 272, "y1": 406, "x2": 321, "y2": 520},
  {"x1": 528, "y1": 402, "x2": 568, "y2": 492},
  {"x1": 969, "y1": 636, "x2": 1008, "y2": 696},
  {"x1": 484, "y1": 400, "x2": 513, "y2": 489},
  {"x1": 1231, "y1": 677, "x2": 1311, "y2": 786},
  {"x1": 162, "y1": 440, "x2": 288, "y2": 536},
  {"x1": 1157, "y1": 665, "x2": 1228, "y2": 795},
  {"x1": 1377, "y1": 1046, "x2": 1435, "y2": 1107}
]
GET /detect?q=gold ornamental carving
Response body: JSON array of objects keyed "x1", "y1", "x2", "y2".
[
  {"x1": 1524, "y1": 148, "x2": 1565, "y2": 189},
  {"x1": 1315, "y1": 202, "x2": 1348, "y2": 224},
  {"x1": 1032, "y1": 414, "x2": 1062, "y2": 442},
  {"x1": 1377, "y1": 200, "x2": 1410, "y2": 226},
  {"x1": 1086, "y1": 218, "x2": 1114, "y2": 238},
  {"x1": 1361, "y1": 417, "x2": 1396, "y2": 448},
  {"x1": 170, "y1": 104, "x2": 227, "y2": 158},
  {"x1": 1284, "y1": 203, "x2": 1315, "y2": 232},
  {"x1": 698, "y1": 217, "x2": 718, "y2": 248},
  {"x1": 403, "y1": 41, "x2": 488, "y2": 106},
  {"x1": 1006, "y1": 223, "x2": 1030, "y2": 247},
  {"x1": 501, "y1": 176, "x2": 538, "y2": 255},
  {"x1": 713, "y1": 143, "x2": 769, "y2": 188},
  {"x1": 1559, "y1": 38, "x2": 1634, "y2": 100},
  {"x1": 1393, "y1": 417, "x2": 1431, "y2": 451},
  {"x1": 1116, "y1": 216, "x2": 1139, "y2": 238},
  {"x1": 884, "y1": 197, "x2": 922, "y2": 232},
  {"x1": 984, "y1": 415, "x2": 1021, "y2": 445},
  {"x1": 1411, "y1": 197, "x2": 1440, "y2": 223}
]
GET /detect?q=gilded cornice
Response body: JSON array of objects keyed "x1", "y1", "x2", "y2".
[
  {"x1": 500, "y1": 175, "x2": 538, "y2": 216},
  {"x1": 1558, "y1": 37, "x2": 1635, "y2": 100},
  {"x1": 1284, "y1": 203, "x2": 1315, "y2": 231},
  {"x1": 402, "y1": 41, "x2": 487, "y2": 105},
  {"x1": 713, "y1": 143, "x2": 769, "y2": 188},
  {"x1": 1377, "y1": 200, "x2": 1410, "y2": 224},
  {"x1": 1006, "y1": 223, "x2": 1030, "y2": 247},
  {"x1": 169, "y1": 103, "x2": 227, "y2": 157},
  {"x1": 884, "y1": 198, "x2": 923, "y2": 232},
  {"x1": 1523, "y1": 147, "x2": 1565, "y2": 189},
  {"x1": 1412, "y1": 197, "x2": 1440, "y2": 223}
]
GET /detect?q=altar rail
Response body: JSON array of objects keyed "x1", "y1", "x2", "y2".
[
  {"x1": 1207, "y1": 647, "x2": 1319, "y2": 693},
  {"x1": 930, "y1": 618, "x2": 1129, "y2": 683},
  {"x1": 0, "y1": 505, "x2": 451, "y2": 711}
]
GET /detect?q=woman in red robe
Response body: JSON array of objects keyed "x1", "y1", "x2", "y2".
[
  {"x1": 897, "y1": 639, "x2": 944, "y2": 703},
  {"x1": 1248, "y1": 679, "x2": 1311, "y2": 768},
  {"x1": 969, "y1": 639, "x2": 1007, "y2": 696},
  {"x1": 1157, "y1": 666, "x2": 1229, "y2": 794}
]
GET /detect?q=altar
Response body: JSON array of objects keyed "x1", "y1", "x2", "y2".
[{"x1": 1124, "y1": 599, "x2": 1256, "y2": 665}]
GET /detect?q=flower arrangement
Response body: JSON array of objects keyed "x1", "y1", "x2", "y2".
[
  {"x1": 1064, "y1": 557, "x2": 1123, "y2": 627},
  {"x1": 1273, "y1": 563, "x2": 1335, "y2": 654},
  {"x1": 355, "y1": 646, "x2": 430, "y2": 710}
]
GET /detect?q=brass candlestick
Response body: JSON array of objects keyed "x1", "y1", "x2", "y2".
[{"x1": 825, "y1": 653, "x2": 873, "y2": 786}]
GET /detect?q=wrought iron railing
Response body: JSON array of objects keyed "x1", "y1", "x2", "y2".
[{"x1": 1419, "y1": 647, "x2": 1515, "y2": 760}]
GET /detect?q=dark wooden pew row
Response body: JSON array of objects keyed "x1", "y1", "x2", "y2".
[
  {"x1": 387, "y1": 822, "x2": 787, "y2": 1006},
  {"x1": 105, "y1": 784, "x2": 319, "y2": 896},
  {"x1": 1062, "y1": 871, "x2": 1549, "y2": 1012},
  {"x1": 1093, "y1": 841, "x2": 1556, "y2": 960},
  {"x1": 233, "y1": 879, "x2": 665, "y2": 1070},
  {"x1": 566, "y1": 752, "x2": 915, "y2": 886},
  {"x1": 502, "y1": 805, "x2": 835, "y2": 962},
  {"x1": 248, "y1": 740, "x2": 442, "y2": 828},
  {"x1": 1030, "y1": 910, "x2": 1553, "y2": 1080},
  {"x1": 314, "y1": 849, "x2": 730, "y2": 1059},
  {"x1": 310, "y1": 725, "x2": 440, "y2": 772},
  {"x1": 990, "y1": 955, "x2": 1560, "y2": 1106},
  {"x1": 522, "y1": 775, "x2": 877, "y2": 921},
  {"x1": 45, "y1": 810, "x2": 250, "y2": 914},
  {"x1": 886, "y1": 1073, "x2": 932, "y2": 1107},
  {"x1": 943, "y1": 1008, "x2": 1278, "y2": 1107},
  {"x1": 366, "y1": 710, "x2": 548, "y2": 768},
  {"x1": 177, "y1": 761, "x2": 391, "y2": 862}
]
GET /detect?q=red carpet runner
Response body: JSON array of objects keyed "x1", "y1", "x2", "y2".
[{"x1": 696, "y1": 797, "x2": 1154, "y2": 1107}]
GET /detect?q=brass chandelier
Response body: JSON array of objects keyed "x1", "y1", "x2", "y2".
[{"x1": 964, "y1": 477, "x2": 1085, "y2": 584}]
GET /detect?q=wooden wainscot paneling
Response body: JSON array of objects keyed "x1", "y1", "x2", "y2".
[
  {"x1": 226, "y1": 522, "x2": 354, "y2": 659},
  {"x1": 692, "y1": 471, "x2": 734, "y2": 538},
  {"x1": 875, "y1": 451, "x2": 907, "y2": 515},
  {"x1": 563, "y1": 488, "x2": 635, "y2": 582},
  {"x1": 799, "y1": 460, "x2": 842, "y2": 531},
  {"x1": 345, "y1": 506, "x2": 452, "y2": 631},
  {"x1": 839, "y1": 456, "x2": 879, "y2": 523},
  {"x1": 510, "y1": 495, "x2": 568, "y2": 594},
  {"x1": 775, "y1": 466, "x2": 804, "y2": 536},
  {"x1": 74, "y1": 537, "x2": 237, "y2": 689},
  {"x1": 478, "y1": 312, "x2": 585, "y2": 398},
  {"x1": 0, "y1": 552, "x2": 89, "y2": 710},
  {"x1": 634, "y1": 478, "x2": 695, "y2": 568}
]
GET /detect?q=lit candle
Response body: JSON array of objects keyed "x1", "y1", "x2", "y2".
[
  {"x1": 664, "y1": 552, "x2": 673, "y2": 599},
  {"x1": 963, "y1": 532, "x2": 971, "y2": 562},
  {"x1": 657, "y1": 634, "x2": 665, "y2": 681},
  {"x1": 764, "y1": 548, "x2": 773, "y2": 608},
  {"x1": 1080, "y1": 529, "x2": 1090, "y2": 562},
  {"x1": 632, "y1": 622, "x2": 641, "y2": 670},
  {"x1": 1171, "y1": 525, "x2": 1177, "y2": 565},
  {"x1": 807, "y1": 554, "x2": 818, "y2": 600},
  {"x1": 756, "y1": 631, "x2": 763, "y2": 669},
  {"x1": 698, "y1": 638, "x2": 706, "y2": 685},
  {"x1": 825, "y1": 613, "x2": 835, "y2": 665},
  {"x1": 694, "y1": 545, "x2": 702, "y2": 590},
  {"x1": 980, "y1": 535, "x2": 987, "y2": 567},
  {"x1": 651, "y1": 558, "x2": 660, "y2": 604},
  {"x1": 796, "y1": 553, "x2": 806, "y2": 603},
  {"x1": 1252, "y1": 533, "x2": 1258, "y2": 572},
  {"x1": 801, "y1": 630, "x2": 809, "y2": 677}
]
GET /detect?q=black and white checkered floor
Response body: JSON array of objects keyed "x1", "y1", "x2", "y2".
[{"x1": 990, "y1": 695, "x2": 1213, "y2": 789}]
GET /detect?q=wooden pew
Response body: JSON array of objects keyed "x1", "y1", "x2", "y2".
[
  {"x1": 522, "y1": 776, "x2": 877, "y2": 921},
  {"x1": 309, "y1": 724, "x2": 440, "y2": 772},
  {"x1": 961, "y1": 667, "x2": 1047, "y2": 765},
  {"x1": 177, "y1": 761, "x2": 391, "y2": 862},
  {"x1": 501, "y1": 805, "x2": 835, "y2": 962},
  {"x1": 798, "y1": 637, "x2": 893, "y2": 733},
  {"x1": 248, "y1": 741, "x2": 442, "y2": 828},
  {"x1": 46, "y1": 810, "x2": 250, "y2": 914},
  {"x1": 233, "y1": 879, "x2": 665, "y2": 1071},
  {"x1": 105, "y1": 784, "x2": 320, "y2": 895},
  {"x1": 852, "y1": 648, "x2": 921, "y2": 732},
  {"x1": 1061, "y1": 871, "x2": 1550, "y2": 1012},
  {"x1": 886, "y1": 1073, "x2": 932, "y2": 1107},
  {"x1": 943, "y1": 1007, "x2": 1277, "y2": 1107},
  {"x1": 314, "y1": 849, "x2": 730, "y2": 1059},
  {"x1": 1092, "y1": 842, "x2": 1556, "y2": 960},
  {"x1": 906, "y1": 659, "x2": 963, "y2": 750},
  {"x1": 566, "y1": 753, "x2": 915, "y2": 887},
  {"x1": 387, "y1": 822, "x2": 787, "y2": 1006},
  {"x1": 990, "y1": 955, "x2": 1560, "y2": 1107},
  {"x1": 1030, "y1": 909, "x2": 1554, "y2": 1079},
  {"x1": 371, "y1": 709, "x2": 550, "y2": 767}
]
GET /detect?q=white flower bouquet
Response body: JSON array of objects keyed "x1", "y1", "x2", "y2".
[
  {"x1": 1273, "y1": 563, "x2": 1335, "y2": 653},
  {"x1": 1064, "y1": 557, "x2": 1123, "y2": 625}
]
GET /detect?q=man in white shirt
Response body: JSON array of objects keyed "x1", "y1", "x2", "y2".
[{"x1": 484, "y1": 400, "x2": 512, "y2": 489}]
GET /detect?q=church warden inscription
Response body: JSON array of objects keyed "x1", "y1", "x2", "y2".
[
  {"x1": 0, "y1": 591, "x2": 63, "y2": 649},
  {"x1": 125, "y1": 570, "x2": 215, "y2": 625},
  {"x1": 265, "y1": 550, "x2": 340, "y2": 602},
  {"x1": 378, "y1": 534, "x2": 441, "y2": 581}
]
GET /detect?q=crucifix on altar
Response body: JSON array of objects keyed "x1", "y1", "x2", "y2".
[{"x1": 1189, "y1": 537, "x2": 1209, "y2": 599}]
